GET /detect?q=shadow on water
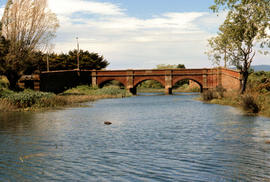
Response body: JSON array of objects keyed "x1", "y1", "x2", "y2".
[
  {"x1": 137, "y1": 92, "x2": 200, "y2": 96},
  {"x1": 0, "y1": 112, "x2": 36, "y2": 132},
  {"x1": 137, "y1": 92, "x2": 165, "y2": 96}
]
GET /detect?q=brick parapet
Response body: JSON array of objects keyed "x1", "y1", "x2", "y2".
[{"x1": 19, "y1": 68, "x2": 241, "y2": 94}]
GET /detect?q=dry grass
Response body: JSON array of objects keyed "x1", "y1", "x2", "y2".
[
  {"x1": 200, "y1": 71, "x2": 270, "y2": 117},
  {"x1": 241, "y1": 94, "x2": 260, "y2": 114},
  {"x1": 0, "y1": 98, "x2": 17, "y2": 111},
  {"x1": 208, "y1": 89, "x2": 270, "y2": 117}
]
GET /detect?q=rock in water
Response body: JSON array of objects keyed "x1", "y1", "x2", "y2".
[{"x1": 104, "y1": 121, "x2": 112, "y2": 125}]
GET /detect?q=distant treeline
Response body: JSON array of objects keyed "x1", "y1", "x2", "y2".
[{"x1": 24, "y1": 49, "x2": 109, "y2": 74}]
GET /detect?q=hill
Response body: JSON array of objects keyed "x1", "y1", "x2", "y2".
[{"x1": 251, "y1": 65, "x2": 270, "y2": 71}]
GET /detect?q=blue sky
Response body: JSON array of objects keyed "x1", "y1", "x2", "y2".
[
  {"x1": 1, "y1": 0, "x2": 269, "y2": 69},
  {"x1": 95, "y1": 0, "x2": 214, "y2": 18}
]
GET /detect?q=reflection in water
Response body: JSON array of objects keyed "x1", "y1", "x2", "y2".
[{"x1": 0, "y1": 94, "x2": 270, "y2": 181}]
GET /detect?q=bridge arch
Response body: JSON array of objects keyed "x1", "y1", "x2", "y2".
[
  {"x1": 134, "y1": 77, "x2": 165, "y2": 88},
  {"x1": 173, "y1": 77, "x2": 203, "y2": 92},
  {"x1": 98, "y1": 78, "x2": 127, "y2": 88}
]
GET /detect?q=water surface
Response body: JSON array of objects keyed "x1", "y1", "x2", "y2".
[{"x1": 1, "y1": 94, "x2": 270, "y2": 181}]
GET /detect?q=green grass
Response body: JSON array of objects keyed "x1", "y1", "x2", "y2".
[
  {"x1": 63, "y1": 85, "x2": 132, "y2": 97},
  {"x1": 0, "y1": 85, "x2": 132, "y2": 111}
]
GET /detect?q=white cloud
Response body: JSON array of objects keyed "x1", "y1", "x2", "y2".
[
  {"x1": 48, "y1": 0, "x2": 230, "y2": 69},
  {"x1": 48, "y1": 0, "x2": 124, "y2": 16}
]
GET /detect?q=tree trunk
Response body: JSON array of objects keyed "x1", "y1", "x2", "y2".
[{"x1": 241, "y1": 70, "x2": 249, "y2": 94}]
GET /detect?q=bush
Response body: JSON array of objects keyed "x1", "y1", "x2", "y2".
[
  {"x1": 5, "y1": 89, "x2": 54, "y2": 108},
  {"x1": 216, "y1": 85, "x2": 226, "y2": 98},
  {"x1": 241, "y1": 94, "x2": 260, "y2": 114},
  {"x1": 96, "y1": 86, "x2": 126, "y2": 95},
  {"x1": 0, "y1": 76, "x2": 9, "y2": 90},
  {"x1": 35, "y1": 96, "x2": 69, "y2": 108},
  {"x1": 202, "y1": 90, "x2": 218, "y2": 101},
  {"x1": 0, "y1": 89, "x2": 14, "y2": 98},
  {"x1": 64, "y1": 85, "x2": 131, "y2": 96}
]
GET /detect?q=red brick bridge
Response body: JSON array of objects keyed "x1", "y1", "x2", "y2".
[
  {"x1": 19, "y1": 68, "x2": 241, "y2": 94},
  {"x1": 92, "y1": 68, "x2": 241, "y2": 95}
]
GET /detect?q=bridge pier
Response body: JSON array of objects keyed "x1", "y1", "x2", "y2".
[
  {"x1": 127, "y1": 87, "x2": 137, "y2": 95},
  {"x1": 165, "y1": 87, "x2": 172, "y2": 95},
  {"x1": 92, "y1": 70, "x2": 97, "y2": 87},
  {"x1": 165, "y1": 70, "x2": 173, "y2": 95}
]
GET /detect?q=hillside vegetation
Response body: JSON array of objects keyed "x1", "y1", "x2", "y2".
[{"x1": 202, "y1": 71, "x2": 270, "y2": 117}]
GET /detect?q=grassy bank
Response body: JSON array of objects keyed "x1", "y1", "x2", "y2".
[
  {"x1": 0, "y1": 84, "x2": 131, "y2": 112},
  {"x1": 137, "y1": 84, "x2": 201, "y2": 93},
  {"x1": 201, "y1": 71, "x2": 270, "y2": 117}
]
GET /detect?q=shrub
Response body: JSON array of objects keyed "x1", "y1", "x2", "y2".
[
  {"x1": 202, "y1": 90, "x2": 217, "y2": 101},
  {"x1": 190, "y1": 87, "x2": 201, "y2": 92},
  {"x1": 0, "y1": 89, "x2": 14, "y2": 98},
  {"x1": 0, "y1": 76, "x2": 9, "y2": 90},
  {"x1": 35, "y1": 96, "x2": 69, "y2": 108},
  {"x1": 241, "y1": 94, "x2": 260, "y2": 114},
  {"x1": 96, "y1": 86, "x2": 126, "y2": 95},
  {"x1": 216, "y1": 85, "x2": 226, "y2": 98},
  {"x1": 5, "y1": 89, "x2": 54, "y2": 108},
  {"x1": 64, "y1": 85, "x2": 130, "y2": 97}
]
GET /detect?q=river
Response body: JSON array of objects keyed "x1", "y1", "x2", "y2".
[{"x1": 0, "y1": 93, "x2": 270, "y2": 181}]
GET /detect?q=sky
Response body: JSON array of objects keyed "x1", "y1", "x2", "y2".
[{"x1": 1, "y1": 0, "x2": 270, "y2": 69}]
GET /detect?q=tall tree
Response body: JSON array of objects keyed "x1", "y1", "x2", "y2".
[
  {"x1": 208, "y1": 0, "x2": 270, "y2": 93},
  {"x1": 207, "y1": 33, "x2": 230, "y2": 68},
  {"x1": 43, "y1": 50, "x2": 109, "y2": 71},
  {"x1": 1, "y1": 0, "x2": 59, "y2": 90}
]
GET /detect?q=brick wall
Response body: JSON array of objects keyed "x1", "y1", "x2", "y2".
[{"x1": 221, "y1": 68, "x2": 241, "y2": 91}]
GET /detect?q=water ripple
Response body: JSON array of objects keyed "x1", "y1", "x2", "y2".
[{"x1": 0, "y1": 94, "x2": 270, "y2": 181}]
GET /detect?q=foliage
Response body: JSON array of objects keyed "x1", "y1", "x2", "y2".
[
  {"x1": 248, "y1": 71, "x2": 270, "y2": 93},
  {"x1": 0, "y1": 84, "x2": 132, "y2": 111},
  {"x1": 202, "y1": 90, "x2": 218, "y2": 101},
  {"x1": 215, "y1": 85, "x2": 226, "y2": 98},
  {"x1": 1, "y1": 0, "x2": 59, "y2": 52},
  {"x1": 3, "y1": 89, "x2": 54, "y2": 108},
  {"x1": 241, "y1": 94, "x2": 260, "y2": 114},
  {"x1": 103, "y1": 80, "x2": 124, "y2": 88},
  {"x1": 175, "y1": 83, "x2": 201, "y2": 92},
  {"x1": 18, "y1": 50, "x2": 109, "y2": 72},
  {"x1": 34, "y1": 96, "x2": 69, "y2": 108},
  {"x1": 138, "y1": 80, "x2": 163, "y2": 89},
  {"x1": 207, "y1": 34, "x2": 229, "y2": 67},
  {"x1": 45, "y1": 50, "x2": 109, "y2": 71},
  {"x1": 156, "y1": 64, "x2": 186, "y2": 69},
  {"x1": 210, "y1": 0, "x2": 270, "y2": 14},
  {"x1": 0, "y1": 87, "x2": 14, "y2": 97},
  {"x1": 137, "y1": 64, "x2": 187, "y2": 89},
  {"x1": 0, "y1": 76, "x2": 9, "y2": 90},
  {"x1": 64, "y1": 85, "x2": 131, "y2": 97},
  {"x1": 0, "y1": 0, "x2": 59, "y2": 90},
  {"x1": 208, "y1": 0, "x2": 270, "y2": 94},
  {"x1": 207, "y1": 71, "x2": 270, "y2": 117}
]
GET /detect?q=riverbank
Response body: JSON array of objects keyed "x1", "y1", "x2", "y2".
[
  {"x1": 201, "y1": 71, "x2": 270, "y2": 118},
  {"x1": 0, "y1": 85, "x2": 132, "y2": 112},
  {"x1": 137, "y1": 84, "x2": 200, "y2": 93}
]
